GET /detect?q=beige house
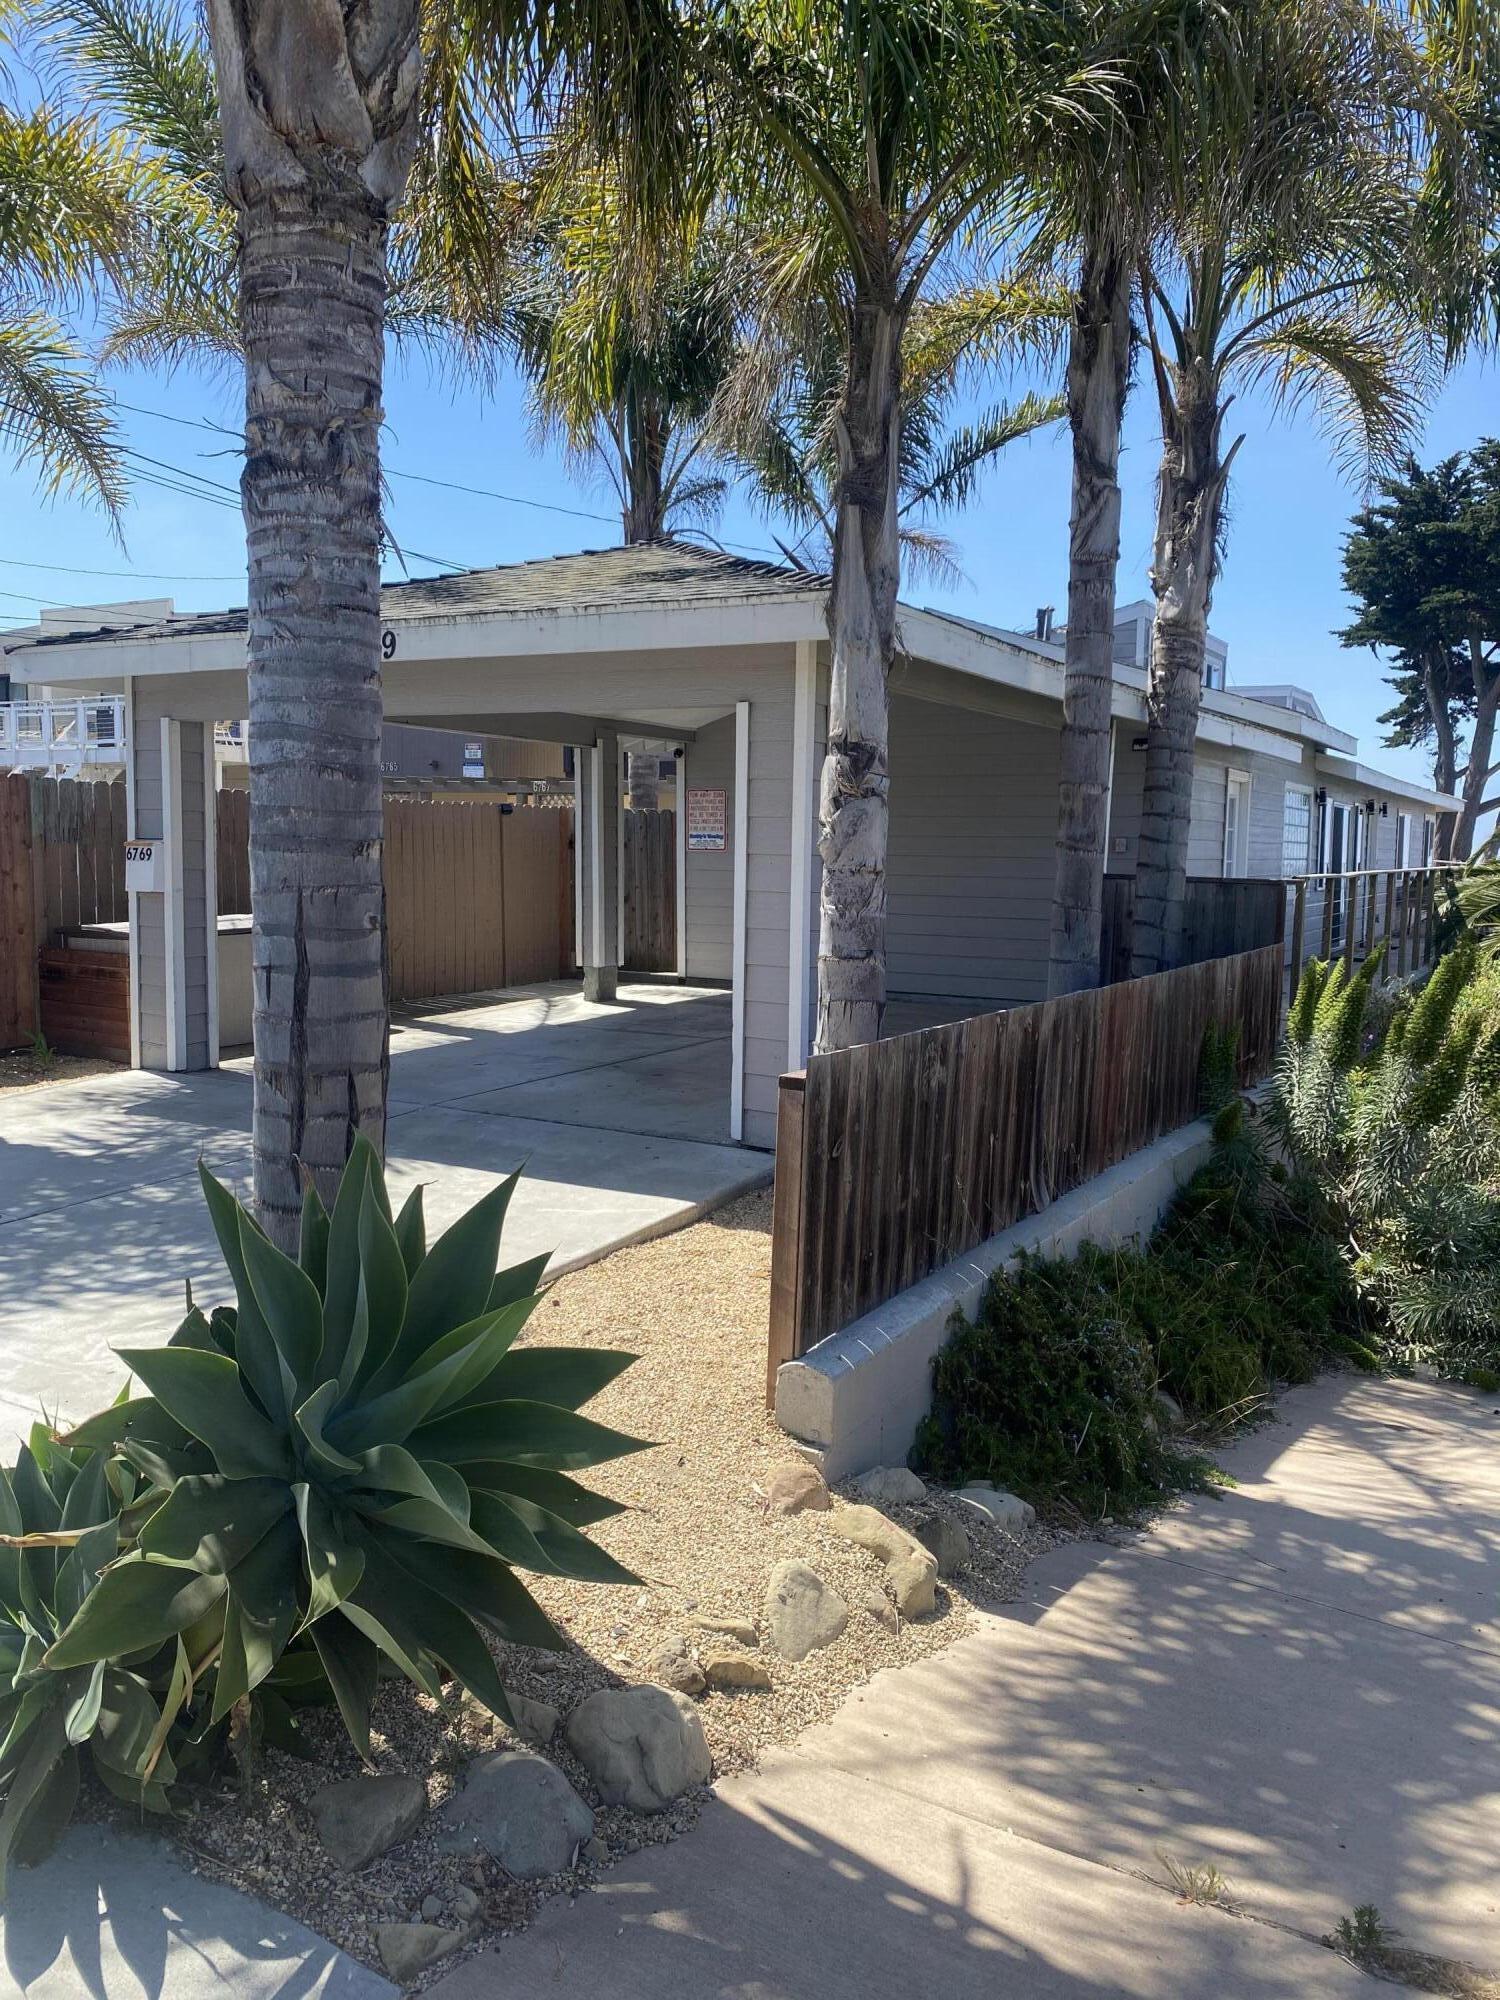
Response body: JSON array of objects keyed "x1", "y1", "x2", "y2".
[{"x1": 3, "y1": 542, "x2": 1455, "y2": 1149}]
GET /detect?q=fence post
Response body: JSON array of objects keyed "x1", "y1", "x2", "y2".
[
  {"x1": 1383, "y1": 870, "x2": 1396, "y2": 957},
  {"x1": 1289, "y1": 879, "x2": 1307, "y2": 998},
  {"x1": 766, "y1": 1070, "x2": 808, "y2": 1408},
  {"x1": 1320, "y1": 875, "x2": 1335, "y2": 959}
]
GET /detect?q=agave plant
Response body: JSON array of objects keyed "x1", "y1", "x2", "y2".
[
  {"x1": 47, "y1": 1140, "x2": 644, "y2": 1756},
  {"x1": 0, "y1": 1429, "x2": 177, "y2": 1890}
]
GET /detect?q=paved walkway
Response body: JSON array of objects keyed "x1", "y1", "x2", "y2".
[
  {"x1": 0, "y1": 981, "x2": 765, "y2": 1430},
  {"x1": 430, "y1": 1372, "x2": 1500, "y2": 1999}
]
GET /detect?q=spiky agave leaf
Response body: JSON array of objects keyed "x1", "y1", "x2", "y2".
[
  {"x1": 0, "y1": 1431, "x2": 180, "y2": 1892},
  {"x1": 49, "y1": 1141, "x2": 644, "y2": 1759}
]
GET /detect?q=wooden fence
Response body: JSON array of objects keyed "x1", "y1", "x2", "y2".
[
  {"x1": 1100, "y1": 874, "x2": 1285, "y2": 982},
  {"x1": 767, "y1": 942, "x2": 1285, "y2": 1396},
  {"x1": 622, "y1": 808, "x2": 676, "y2": 973},
  {"x1": 216, "y1": 787, "x2": 251, "y2": 914},
  {"x1": 0, "y1": 773, "x2": 129, "y2": 1049}
]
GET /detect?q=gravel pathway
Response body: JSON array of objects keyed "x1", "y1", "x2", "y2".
[{"x1": 102, "y1": 1187, "x2": 1065, "y2": 1982}]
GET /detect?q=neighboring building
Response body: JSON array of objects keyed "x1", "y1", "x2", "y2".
[{"x1": 2, "y1": 542, "x2": 1456, "y2": 1149}]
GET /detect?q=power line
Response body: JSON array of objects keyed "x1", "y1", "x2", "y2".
[{"x1": 0, "y1": 554, "x2": 245, "y2": 583}]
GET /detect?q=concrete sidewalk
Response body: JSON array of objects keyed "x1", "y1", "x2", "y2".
[
  {"x1": 431, "y1": 1372, "x2": 1500, "y2": 1999},
  {"x1": 0, "y1": 981, "x2": 766, "y2": 1430}
]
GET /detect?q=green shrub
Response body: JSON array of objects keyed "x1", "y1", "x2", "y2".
[
  {"x1": 0, "y1": 1429, "x2": 176, "y2": 1893},
  {"x1": 46, "y1": 1138, "x2": 644, "y2": 1763},
  {"x1": 914, "y1": 1128, "x2": 1373, "y2": 1518}
]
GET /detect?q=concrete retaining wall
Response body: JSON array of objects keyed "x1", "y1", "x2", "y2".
[{"x1": 774, "y1": 1114, "x2": 1221, "y2": 1480}]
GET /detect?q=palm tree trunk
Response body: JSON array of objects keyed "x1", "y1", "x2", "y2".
[
  {"x1": 816, "y1": 287, "x2": 902, "y2": 1053},
  {"x1": 1048, "y1": 238, "x2": 1131, "y2": 996},
  {"x1": 206, "y1": 0, "x2": 421, "y2": 1246},
  {"x1": 1132, "y1": 362, "x2": 1231, "y2": 977},
  {"x1": 1423, "y1": 658, "x2": 1458, "y2": 860},
  {"x1": 622, "y1": 392, "x2": 667, "y2": 543},
  {"x1": 1455, "y1": 635, "x2": 1500, "y2": 862}
]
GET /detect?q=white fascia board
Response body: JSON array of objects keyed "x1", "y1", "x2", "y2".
[{"x1": 1316, "y1": 753, "x2": 1458, "y2": 814}]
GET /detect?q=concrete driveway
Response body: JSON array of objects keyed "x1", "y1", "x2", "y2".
[
  {"x1": 433, "y1": 1371, "x2": 1500, "y2": 1999},
  {"x1": 0, "y1": 981, "x2": 764, "y2": 1431}
]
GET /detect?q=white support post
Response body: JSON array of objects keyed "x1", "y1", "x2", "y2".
[
  {"x1": 674, "y1": 746, "x2": 687, "y2": 980},
  {"x1": 589, "y1": 743, "x2": 605, "y2": 969},
  {"x1": 616, "y1": 741, "x2": 626, "y2": 984},
  {"x1": 1102, "y1": 718, "x2": 1117, "y2": 859},
  {"x1": 202, "y1": 726, "x2": 220, "y2": 1067},
  {"x1": 788, "y1": 640, "x2": 817, "y2": 1070},
  {"x1": 572, "y1": 749, "x2": 584, "y2": 973},
  {"x1": 730, "y1": 699, "x2": 750, "y2": 1143},
  {"x1": 124, "y1": 676, "x2": 141, "y2": 1069},
  {"x1": 161, "y1": 717, "x2": 188, "y2": 1072}
]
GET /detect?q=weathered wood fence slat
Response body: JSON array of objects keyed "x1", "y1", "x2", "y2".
[
  {"x1": 767, "y1": 942, "x2": 1285, "y2": 1398},
  {"x1": 622, "y1": 809, "x2": 676, "y2": 973}
]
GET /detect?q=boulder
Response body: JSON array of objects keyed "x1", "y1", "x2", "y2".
[
  {"x1": 564, "y1": 1686, "x2": 712, "y2": 1812},
  {"x1": 852, "y1": 1465, "x2": 927, "y2": 1506},
  {"x1": 702, "y1": 1651, "x2": 773, "y2": 1691},
  {"x1": 650, "y1": 1636, "x2": 707, "y2": 1697},
  {"x1": 376, "y1": 1924, "x2": 464, "y2": 1983},
  {"x1": 765, "y1": 1461, "x2": 831, "y2": 1515},
  {"x1": 765, "y1": 1560, "x2": 849, "y2": 1662},
  {"x1": 886, "y1": 1550, "x2": 938, "y2": 1619},
  {"x1": 687, "y1": 1612, "x2": 758, "y2": 1647},
  {"x1": 1154, "y1": 1388, "x2": 1185, "y2": 1432},
  {"x1": 433, "y1": 1750, "x2": 593, "y2": 1880},
  {"x1": 954, "y1": 1486, "x2": 1036, "y2": 1534},
  {"x1": 827, "y1": 1503, "x2": 923, "y2": 1568},
  {"x1": 915, "y1": 1514, "x2": 972, "y2": 1578},
  {"x1": 309, "y1": 1774, "x2": 426, "y2": 1872},
  {"x1": 507, "y1": 1691, "x2": 560, "y2": 1749}
]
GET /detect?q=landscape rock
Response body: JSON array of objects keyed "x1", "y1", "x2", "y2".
[
  {"x1": 687, "y1": 1612, "x2": 758, "y2": 1647},
  {"x1": 564, "y1": 1685, "x2": 712, "y2": 1812},
  {"x1": 886, "y1": 1549, "x2": 938, "y2": 1619},
  {"x1": 420, "y1": 1894, "x2": 442, "y2": 1922},
  {"x1": 765, "y1": 1559, "x2": 849, "y2": 1662},
  {"x1": 765, "y1": 1461, "x2": 831, "y2": 1515},
  {"x1": 450, "y1": 1885, "x2": 481, "y2": 1922},
  {"x1": 433, "y1": 1750, "x2": 593, "y2": 1880},
  {"x1": 955, "y1": 1485, "x2": 1037, "y2": 1534},
  {"x1": 1154, "y1": 1388, "x2": 1185, "y2": 1431},
  {"x1": 701, "y1": 1651, "x2": 772, "y2": 1691},
  {"x1": 859, "y1": 1587, "x2": 899, "y2": 1634},
  {"x1": 309, "y1": 1774, "x2": 427, "y2": 1872},
  {"x1": 853, "y1": 1465, "x2": 927, "y2": 1506},
  {"x1": 584, "y1": 1835, "x2": 610, "y2": 1863},
  {"x1": 649, "y1": 1636, "x2": 707, "y2": 1697},
  {"x1": 376, "y1": 1923, "x2": 464, "y2": 1983},
  {"x1": 828, "y1": 1503, "x2": 924, "y2": 1568},
  {"x1": 506, "y1": 1691, "x2": 560, "y2": 1748},
  {"x1": 915, "y1": 1513, "x2": 972, "y2": 1577}
]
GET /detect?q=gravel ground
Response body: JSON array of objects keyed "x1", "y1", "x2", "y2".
[
  {"x1": 0, "y1": 1048, "x2": 119, "y2": 1090},
  {"x1": 105, "y1": 1187, "x2": 1069, "y2": 1985}
]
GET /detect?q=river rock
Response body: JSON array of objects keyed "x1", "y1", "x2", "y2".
[
  {"x1": 765, "y1": 1461, "x2": 831, "y2": 1515},
  {"x1": 765, "y1": 1559, "x2": 849, "y2": 1662},
  {"x1": 828, "y1": 1503, "x2": 923, "y2": 1567},
  {"x1": 687, "y1": 1612, "x2": 758, "y2": 1647},
  {"x1": 916, "y1": 1514, "x2": 972, "y2": 1577},
  {"x1": 702, "y1": 1651, "x2": 772, "y2": 1691},
  {"x1": 433, "y1": 1750, "x2": 593, "y2": 1879},
  {"x1": 853, "y1": 1465, "x2": 927, "y2": 1506},
  {"x1": 955, "y1": 1485, "x2": 1036, "y2": 1533},
  {"x1": 309, "y1": 1774, "x2": 427, "y2": 1872},
  {"x1": 650, "y1": 1636, "x2": 707, "y2": 1696},
  {"x1": 564, "y1": 1685, "x2": 712, "y2": 1812},
  {"x1": 507, "y1": 1691, "x2": 561, "y2": 1748},
  {"x1": 886, "y1": 1549, "x2": 938, "y2": 1618},
  {"x1": 859, "y1": 1587, "x2": 899, "y2": 1634},
  {"x1": 376, "y1": 1924, "x2": 464, "y2": 1983}
]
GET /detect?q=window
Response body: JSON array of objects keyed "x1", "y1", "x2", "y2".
[
  {"x1": 1395, "y1": 811, "x2": 1411, "y2": 867},
  {"x1": 1224, "y1": 770, "x2": 1251, "y2": 876},
  {"x1": 1282, "y1": 785, "x2": 1313, "y2": 876}
]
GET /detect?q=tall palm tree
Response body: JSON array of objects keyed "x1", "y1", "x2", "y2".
[
  {"x1": 703, "y1": 0, "x2": 1116, "y2": 1051},
  {"x1": 1038, "y1": 0, "x2": 1243, "y2": 997},
  {"x1": 1129, "y1": 0, "x2": 1430, "y2": 975}
]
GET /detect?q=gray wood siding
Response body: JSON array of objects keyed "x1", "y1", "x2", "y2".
[
  {"x1": 884, "y1": 693, "x2": 1057, "y2": 1006},
  {"x1": 684, "y1": 714, "x2": 734, "y2": 984}
]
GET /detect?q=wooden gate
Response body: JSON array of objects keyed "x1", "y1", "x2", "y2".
[
  {"x1": 622, "y1": 808, "x2": 676, "y2": 973},
  {"x1": 0, "y1": 773, "x2": 129, "y2": 1051}
]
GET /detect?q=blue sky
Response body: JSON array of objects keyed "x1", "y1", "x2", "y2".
[{"x1": 1, "y1": 339, "x2": 1494, "y2": 793}]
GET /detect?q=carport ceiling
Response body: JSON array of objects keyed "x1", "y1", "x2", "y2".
[{"x1": 391, "y1": 709, "x2": 725, "y2": 742}]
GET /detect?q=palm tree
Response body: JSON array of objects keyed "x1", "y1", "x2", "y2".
[
  {"x1": 702, "y1": 0, "x2": 1116, "y2": 1051},
  {"x1": 722, "y1": 282, "x2": 1063, "y2": 580},
  {"x1": 0, "y1": 9, "x2": 160, "y2": 512},
  {"x1": 1129, "y1": 0, "x2": 1430, "y2": 976}
]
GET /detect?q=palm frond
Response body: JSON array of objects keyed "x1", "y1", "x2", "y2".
[
  {"x1": 901, "y1": 390, "x2": 1065, "y2": 516},
  {"x1": 0, "y1": 310, "x2": 126, "y2": 516},
  {"x1": 1238, "y1": 305, "x2": 1431, "y2": 481},
  {"x1": 0, "y1": 101, "x2": 157, "y2": 301},
  {"x1": 39, "y1": 0, "x2": 220, "y2": 191}
]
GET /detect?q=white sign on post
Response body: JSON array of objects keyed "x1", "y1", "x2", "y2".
[
  {"x1": 686, "y1": 788, "x2": 727, "y2": 851},
  {"x1": 124, "y1": 838, "x2": 165, "y2": 892}
]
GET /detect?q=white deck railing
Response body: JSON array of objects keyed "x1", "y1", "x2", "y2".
[{"x1": 0, "y1": 698, "x2": 127, "y2": 773}]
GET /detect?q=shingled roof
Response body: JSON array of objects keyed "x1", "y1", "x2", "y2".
[{"x1": 2, "y1": 541, "x2": 829, "y2": 656}]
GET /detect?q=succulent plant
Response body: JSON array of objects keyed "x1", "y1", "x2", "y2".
[
  {"x1": 0, "y1": 1429, "x2": 177, "y2": 1890},
  {"x1": 48, "y1": 1139, "x2": 645, "y2": 1758}
]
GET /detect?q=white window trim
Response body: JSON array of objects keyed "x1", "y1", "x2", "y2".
[{"x1": 1224, "y1": 767, "x2": 1251, "y2": 878}]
